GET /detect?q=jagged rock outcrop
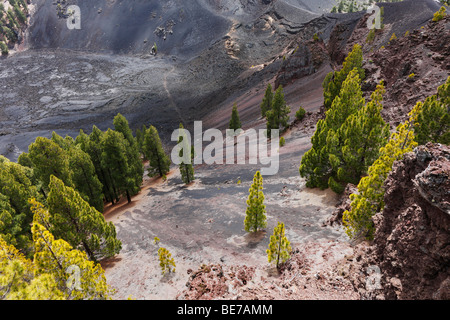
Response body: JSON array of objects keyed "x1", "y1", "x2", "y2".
[{"x1": 369, "y1": 143, "x2": 450, "y2": 300}]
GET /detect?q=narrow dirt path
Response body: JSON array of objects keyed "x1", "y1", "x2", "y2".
[{"x1": 163, "y1": 66, "x2": 184, "y2": 125}]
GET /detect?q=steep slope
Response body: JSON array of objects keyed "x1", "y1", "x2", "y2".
[
  {"x1": 28, "y1": 0, "x2": 335, "y2": 58},
  {"x1": 349, "y1": 144, "x2": 449, "y2": 300},
  {"x1": 1, "y1": 0, "x2": 338, "y2": 160}
]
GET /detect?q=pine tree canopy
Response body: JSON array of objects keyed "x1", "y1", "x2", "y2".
[{"x1": 244, "y1": 171, "x2": 267, "y2": 233}]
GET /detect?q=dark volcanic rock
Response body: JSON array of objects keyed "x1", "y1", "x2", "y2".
[{"x1": 372, "y1": 143, "x2": 450, "y2": 300}]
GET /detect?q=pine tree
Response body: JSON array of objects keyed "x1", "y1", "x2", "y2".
[
  {"x1": 178, "y1": 123, "x2": 195, "y2": 185},
  {"x1": 158, "y1": 247, "x2": 176, "y2": 275},
  {"x1": 260, "y1": 83, "x2": 273, "y2": 117},
  {"x1": 143, "y1": 125, "x2": 171, "y2": 178},
  {"x1": 328, "y1": 81, "x2": 390, "y2": 192},
  {"x1": 67, "y1": 147, "x2": 104, "y2": 213},
  {"x1": 0, "y1": 236, "x2": 65, "y2": 300},
  {"x1": 79, "y1": 126, "x2": 118, "y2": 205},
  {"x1": 343, "y1": 109, "x2": 419, "y2": 240},
  {"x1": 229, "y1": 103, "x2": 242, "y2": 130},
  {"x1": 266, "y1": 85, "x2": 291, "y2": 137},
  {"x1": 300, "y1": 68, "x2": 365, "y2": 189},
  {"x1": 412, "y1": 76, "x2": 450, "y2": 145},
  {"x1": 101, "y1": 129, "x2": 135, "y2": 203},
  {"x1": 113, "y1": 114, "x2": 144, "y2": 194},
  {"x1": 27, "y1": 137, "x2": 72, "y2": 195},
  {"x1": 46, "y1": 176, "x2": 122, "y2": 262},
  {"x1": 322, "y1": 44, "x2": 365, "y2": 109},
  {"x1": 244, "y1": 171, "x2": 267, "y2": 233},
  {"x1": 31, "y1": 221, "x2": 112, "y2": 299},
  {"x1": 266, "y1": 222, "x2": 292, "y2": 269},
  {"x1": 51, "y1": 131, "x2": 104, "y2": 212},
  {"x1": 0, "y1": 218, "x2": 112, "y2": 300},
  {"x1": 0, "y1": 157, "x2": 39, "y2": 255}
]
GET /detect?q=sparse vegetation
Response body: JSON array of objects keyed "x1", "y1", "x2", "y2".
[
  {"x1": 343, "y1": 78, "x2": 449, "y2": 240},
  {"x1": 158, "y1": 247, "x2": 176, "y2": 275},
  {"x1": 266, "y1": 222, "x2": 291, "y2": 269},
  {"x1": 266, "y1": 85, "x2": 291, "y2": 137},
  {"x1": 432, "y1": 6, "x2": 447, "y2": 22},
  {"x1": 244, "y1": 171, "x2": 267, "y2": 233},
  {"x1": 389, "y1": 33, "x2": 397, "y2": 42},
  {"x1": 295, "y1": 106, "x2": 306, "y2": 121},
  {"x1": 0, "y1": 0, "x2": 29, "y2": 54},
  {"x1": 229, "y1": 103, "x2": 242, "y2": 130},
  {"x1": 366, "y1": 28, "x2": 376, "y2": 43},
  {"x1": 260, "y1": 83, "x2": 273, "y2": 118}
]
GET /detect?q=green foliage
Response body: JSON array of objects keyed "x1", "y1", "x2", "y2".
[
  {"x1": 266, "y1": 222, "x2": 291, "y2": 269},
  {"x1": 389, "y1": 33, "x2": 397, "y2": 43},
  {"x1": 260, "y1": 83, "x2": 273, "y2": 118},
  {"x1": 366, "y1": 28, "x2": 376, "y2": 44},
  {"x1": 295, "y1": 106, "x2": 306, "y2": 121},
  {"x1": 113, "y1": 114, "x2": 144, "y2": 194},
  {"x1": 0, "y1": 157, "x2": 39, "y2": 255},
  {"x1": 143, "y1": 125, "x2": 171, "y2": 178},
  {"x1": 66, "y1": 146, "x2": 104, "y2": 213},
  {"x1": 31, "y1": 221, "x2": 112, "y2": 299},
  {"x1": 100, "y1": 129, "x2": 136, "y2": 203},
  {"x1": 322, "y1": 44, "x2": 365, "y2": 110},
  {"x1": 244, "y1": 171, "x2": 267, "y2": 233},
  {"x1": 301, "y1": 69, "x2": 389, "y2": 191},
  {"x1": 313, "y1": 33, "x2": 319, "y2": 42},
  {"x1": 27, "y1": 137, "x2": 72, "y2": 194},
  {"x1": 27, "y1": 132, "x2": 105, "y2": 212},
  {"x1": 343, "y1": 77, "x2": 450, "y2": 239},
  {"x1": 266, "y1": 85, "x2": 291, "y2": 137},
  {"x1": 0, "y1": 221, "x2": 112, "y2": 300},
  {"x1": 0, "y1": 41, "x2": 8, "y2": 55},
  {"x1": 46, "y1": 176, "x2": 121, "y2": 262},
  {"x1": 279, "y1": 137, "x2": 286, "y2": 147},
  {"x1": 343, "y1": 107, "x2": 419, "y2": 240},
  {"x1": 229, "y1": 103, "x2": 242, "y2": 130},
  {"x1": 158, "y1": 247, "x2": 176, "y2": 275},
  {"x1": 433, "y1": 6, "x2": 447, "y2": 22},
  {"x1": 411, "y1": 76, "x2": 450, "y2": 145},
  {"x1": 76, "y1": 127, "x2": 117, "y2": 205}
]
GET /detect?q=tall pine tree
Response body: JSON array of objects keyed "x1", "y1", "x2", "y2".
[
  {"x1": 322, "y1": 43, "x2": 365, "y2": 109},
  {"x1": 266, "y1": 85, "x2": 291, "y2": 137},
  {"x1": 113, "y1": 114, "x2": 144, "y2": 194},
  {"x1": 260, "y1": 83, "x2": 273, "y2": 118},
  {"x1": 101, "y1": 129, "x2": 135, "y2": 203},
  {"x1": 46, "y1": 176, "x2": 122, "y2": 262},
  {"x1": 244, "y1": 171, "x2": 267, "y2": 233},
  {"x1": 229, "y1": 103, "x2": 242, "y2": 130},
  {"x1": 300, "y1": 68, "x2": 365, "y2": 189},
  {"x1": 143, "y1": 125, "x2": 171, "y2": 178}
]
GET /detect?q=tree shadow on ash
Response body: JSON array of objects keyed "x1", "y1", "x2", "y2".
[
  {"x1": 244, "y1": 230, "x2": 267, "y2": 249},
  {"x1": 160, "y1": 271, "x2": 176, "y2": 283}
]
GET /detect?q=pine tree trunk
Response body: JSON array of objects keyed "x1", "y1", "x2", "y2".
[{"x1": 126, "y1": 190, "x2": 131, "y2": 203}]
